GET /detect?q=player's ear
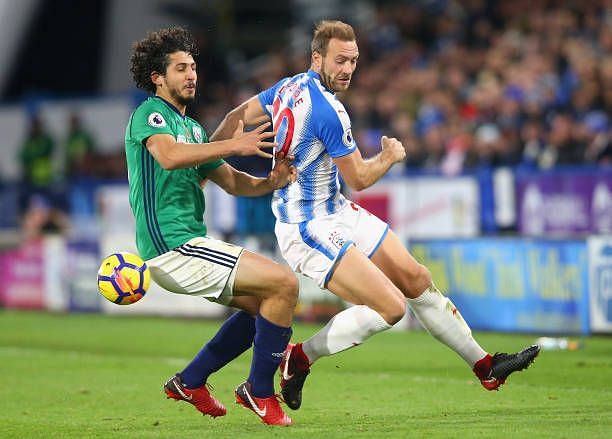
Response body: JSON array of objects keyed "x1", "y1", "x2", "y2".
[
  {"x1": 151, "y1": 71, "x2": 163, "y2": 87},
  {"x1": 311, "y1": 51, "x2": 322, "y2": 70}
]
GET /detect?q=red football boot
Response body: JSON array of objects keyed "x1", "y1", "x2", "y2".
[
  {"x1": 164, "y1": 374, "x2": 226, "y2": 417},
  {"x1": 235, "y1": 382, "x2": 292, "y2": 426}
]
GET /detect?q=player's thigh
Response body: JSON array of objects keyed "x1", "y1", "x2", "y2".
[
  {"x1": 232, "y1": 249, "x2": 298, "y2": 299},
  {"x1": 326, "y1": 245, "x2": 405, "y2": 320},
  {"x1": 227, "y1": 295, "x2": 261, "y2": 316},
  {"x1": 370, "y1": 229, "x2": 431, "y2": 298}
]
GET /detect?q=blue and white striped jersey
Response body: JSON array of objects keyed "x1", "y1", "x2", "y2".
[{"x1": 258, "y1": 70, "x2": 357, "y2": 223}]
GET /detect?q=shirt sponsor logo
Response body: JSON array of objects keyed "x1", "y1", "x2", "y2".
[{"x1": 147, "y1": 112, "x2": 166, "y2": 128}]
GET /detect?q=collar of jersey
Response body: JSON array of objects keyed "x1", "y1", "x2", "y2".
[
  {"x1": 153, "y1": 95, "x2": 186, "y2": 119},
  {"x1": 307, "y1": 70, "x2": 335, "y2": 94}
]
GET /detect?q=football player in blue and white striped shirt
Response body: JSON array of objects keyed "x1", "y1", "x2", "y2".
[{"x1": 213, "y1": 20, "x2": 539, "y2": 410}]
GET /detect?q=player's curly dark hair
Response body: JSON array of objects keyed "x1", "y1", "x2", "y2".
[{"x1": 130, "y1": 26, "x2": 199, "y2": 93}]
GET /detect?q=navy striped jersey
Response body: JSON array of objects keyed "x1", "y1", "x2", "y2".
[
  {"x1": 258, "y1": 70, "x2": 357, "y2": 223},
  {"x1": 124, "y1": 96, "x2": 224, "y2": 260}
]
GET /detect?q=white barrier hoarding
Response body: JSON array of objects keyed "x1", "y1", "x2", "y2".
[{"x1": 351, "y1": 176, "x2": 479, "y2": 240}]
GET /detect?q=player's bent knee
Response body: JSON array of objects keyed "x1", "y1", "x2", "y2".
[
  {"x1": 404, "y1": 264, "x2": 432, "y2": 298},
  {"x1": 273, "y1": 269, "x2": 299, "y2": 308}
]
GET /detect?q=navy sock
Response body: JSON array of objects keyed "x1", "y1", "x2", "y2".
[
  {"x1": 248, "y1": 314, "x2": 292, "y2": 398},
  {"x1": 180, "y1": 311, "x2": 255, "y2": 388}
]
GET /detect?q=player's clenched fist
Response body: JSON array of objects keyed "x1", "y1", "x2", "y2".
[{"x1": 381, "y1": 135, "x2": 406, "y2": 164}]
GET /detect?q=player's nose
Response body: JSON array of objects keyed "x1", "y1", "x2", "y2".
[{"x1": 342, "y1": 63, "x2": 355, "y2": 75}]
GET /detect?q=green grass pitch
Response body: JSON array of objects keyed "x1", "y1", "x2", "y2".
[{"x1": 1, "y1": 310, "x2": 611, "y2": 438}]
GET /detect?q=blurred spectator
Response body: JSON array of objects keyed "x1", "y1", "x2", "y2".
[
  {"x1": 539, "y1": 113, "x2": 584, "y2": 168},
  {"x1": 18, "y1": 114, "x2": 55, "y2": 213},
  {"x1": 521, "y1": 118, "x2": 546, "y2": 167},
  {"x1": 440, "y1": 116, "x2": 472, "y2": 175},
  {"x1": 582, "y1": 111, "x2": 612, "y2": 165},
  {"x1": 63, "y1": 113, "x2": 96, "y2": 179},
  {"x1": 465, "y1": 124, "x2": 502, "y2": 168},
  {"x1": 19, "y1": 114, "x2": 54, "y2": 188},
  {"x1": 421, "y1": 122, "x2": 446, "y2": 170},
  {"x1": 20, "y1": 194, "x2": 70, "y2": 240},
  {"x1": 354, "y1": 127, "x2": 383, "y2": 159}
]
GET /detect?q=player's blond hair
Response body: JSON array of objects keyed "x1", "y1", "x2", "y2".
[{"x1": 311, "y1": 20, "x2": 356, "y2": 56}]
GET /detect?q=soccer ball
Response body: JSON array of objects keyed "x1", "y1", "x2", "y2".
[{"x1": 97, "y1": 252, "x2": 150, "y2": 305}]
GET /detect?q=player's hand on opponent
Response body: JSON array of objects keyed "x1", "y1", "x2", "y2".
[
  {"x1": 267, "y1": 151, "x2": 297, "y2": 189},
  {"x1": 381, "y1": 135, "x2": 406, "y2": 164},
  {"x1": 232, "y1": 120, "x2": 277, "y2": 158}
]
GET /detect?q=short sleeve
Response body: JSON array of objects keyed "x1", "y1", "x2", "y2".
[
  {"x1": 129, "y1": 101, "x2": 175, "y2": 146},
  {"x1": 257, "y1": 77, "x2": 290, "y2": 117},
  {"x1": 313, "y1": 94, "x2": 357, "y2": 158}
]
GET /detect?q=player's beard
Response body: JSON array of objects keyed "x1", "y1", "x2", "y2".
[
  {"x1": 170, "y1": 85, "x2": 196, "y2": 106},
  {"x1": 320, "y1": 65, "x2": 350, "y2": 92}
]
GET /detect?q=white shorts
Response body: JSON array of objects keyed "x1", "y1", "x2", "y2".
[
  {"x1": 146, "y1": 236, "x2": 244, "y2": 305},
  {"x1": 275, "y1": 202, "x2": 389, "y2": 288}
]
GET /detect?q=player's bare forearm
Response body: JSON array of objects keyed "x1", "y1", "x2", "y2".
[
  {"x1": 210, "y1": 105, "x2": 246, "y2": 142},
  {"x1": 334, "y1": 138, "x2": 404, "y2": 191},
  {"x1": 345, "y1": 135, "x2": 406, "y2": 190},
  {"x1": 208, "y1": 166, "x2": 272, "y2": 197},
  {"x1": 231, "y1": 164, "x2": 296, "y2": 196},
  {"x1": 211, "y1": 97, "x2": 270, "y2": 142},
  {"x1": 226, "y1": 172, "x2": 272, "y2": 197},
  {"x1": 208, "y1": 159, "x2": 296, "y2": 197},
  {"x1": 147, "y1": 125, "x2": 276, "y2": 170},
  {"x1": 238, "y1": 174, "x2": 278, "y2": 197},
  {"x1": 353, "y1": 152, "x2": 397, "y2": 190},
  {"x1": 146, "y1": 134, "x2": 238, "y2": 169}
]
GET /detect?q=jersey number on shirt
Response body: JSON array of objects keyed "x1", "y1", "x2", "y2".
[{"x1": 272, "y1": 96, "x2": 295, "y2": 157}]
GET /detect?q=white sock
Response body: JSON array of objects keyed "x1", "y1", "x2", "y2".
[
  {"x1": 301, "y1": 305, "x2": 392, "y2": 364},
  {"x1": 407, "y1": 285, "x2": 487, "y2": 366}
]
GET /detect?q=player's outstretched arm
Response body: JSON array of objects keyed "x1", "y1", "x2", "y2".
[
  {"x1": 206, "y1": 158, "x2": 296, "y2": 197},
  {"x1": 334, "y1": 136, "x2": 406, "y2": 191},
  {"x1": 145, "y1": 121, "x2": 276, "y2": 170},
  {"x1": 210, "y1": 96, "x2": 269, "y2": 142}
]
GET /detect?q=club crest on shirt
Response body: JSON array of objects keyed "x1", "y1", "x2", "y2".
[
  {"x1": 342, "y1": 128, "x2": 354, "y2": 147},
  {"x1": 328, "y1": 230, "x2": 346, "y2": 249},
  {"x1": 147, "y1": 112, "x2": 166, "y2": 128},
  {"x1": 193, "y1": 126, "x2": 203, "y2": 143}
]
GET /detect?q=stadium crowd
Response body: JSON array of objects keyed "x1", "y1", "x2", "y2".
[{"x1": 193, "y1": 0, "x2": 612, "y2": 176}]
